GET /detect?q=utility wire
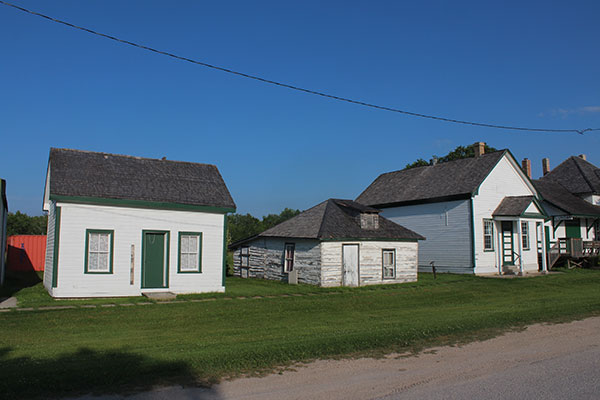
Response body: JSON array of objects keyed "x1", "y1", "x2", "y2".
[{"x1": 2, "y1": 0, "x2": 598, "y2": 135}]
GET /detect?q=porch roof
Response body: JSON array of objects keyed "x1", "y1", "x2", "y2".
[{"x1": 492, "y1": 196, "x2": 546, "y2": 218}]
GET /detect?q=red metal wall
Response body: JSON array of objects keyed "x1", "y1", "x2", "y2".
[{"x1": 7, "y1": 235, "x2": 47, "y2": 272}]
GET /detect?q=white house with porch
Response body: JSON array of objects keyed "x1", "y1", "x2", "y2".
[{"x1": 356, "y1": 143, "x2": 548, "y2": 275}]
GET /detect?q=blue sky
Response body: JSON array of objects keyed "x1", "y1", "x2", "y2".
[{"x1": 1, "y1": 0, "x2": 599, "y2": 217}]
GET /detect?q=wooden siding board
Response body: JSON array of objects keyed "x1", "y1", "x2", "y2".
[
  {"x1": 380, "y1": 199, "x2": 472, "y2": 273},
  {"x1": 43, "y1": 202, "x2": 56, "y2": 293},
  {"x1": 49, "y1": 202, "x2": 225, "y2": 298}
]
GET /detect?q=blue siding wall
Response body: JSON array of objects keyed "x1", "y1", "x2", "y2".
[{"x1": 381, "y1": 199, "x2": 473, "y2": 273}]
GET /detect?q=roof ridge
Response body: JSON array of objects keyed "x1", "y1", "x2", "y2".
[
  {"x1": 571, "y1": 156, "x2": 595, "y2": 193},
  {"x1": 379, "y1": 149, "x2": 507, "y2": 176},
  {"x1": 51, "y1": 147, "x2": 218, "y2": 169},
  {"x1": 316, "y1": 200, "x2": 334, "y2": 239}
]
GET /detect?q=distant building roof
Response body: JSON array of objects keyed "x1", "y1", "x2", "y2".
[
  {"x1": 533, "y1": 179, "x2": 600, "y2": 217},
  {"x1": 541, "y1": 156, "x2": 600, "y2": 196},
  {"x1": 356, "y1": 151, "x2": 507, "y2": 207},
  {"x1": 230, "y1": 199, "x2": 424, "y2": 247},
  {"x1": 47, "y1": 148, "x2": 236, "y2": 210}
]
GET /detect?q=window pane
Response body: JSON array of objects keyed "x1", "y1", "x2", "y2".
[
  {"x1": 98, "y1": 234, "x2": 109, "y2": 252},
  {"x1": 89, "y1": 253, "x2": 98, "y2": 270},
  {"x1": 89, "y1": 233, "x2": 99, "y2": 252},
  {"x1": 188, "y1": 236, "x2": 198, "y2": 253},
  {"x1": 98, "y1": 252, "x2": 108, "y2": 271}
]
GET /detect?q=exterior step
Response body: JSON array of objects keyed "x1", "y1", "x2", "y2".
[{"x1": 142, "y1": 292, "x2": 176, "y2": 301}]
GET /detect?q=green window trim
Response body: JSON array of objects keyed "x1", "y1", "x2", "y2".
[
  {"x1": 84, "y1": 229, "x2": 114, "y2": 274},
  {"x1": 382, "y1": 248, "x2": 396, "y2": 279},
  {"x1": 483, "y1": 219, "x2": 494, "y2": 252},
  {"x1": 521, "y1": 221, "x2": 530, "y2": 250},
  {"x1": 177, "y1": 232, "x2": 203, "y2": 273},
  {"x1": 51, "y1": 206, "x2": 61, "y2": 288}
]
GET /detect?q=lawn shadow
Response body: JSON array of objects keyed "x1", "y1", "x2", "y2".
[
  {"x1": 0, "y1": 346, "x2": 222, "y2": 400},
  {"x1": 0, "y1": 269, "x2": 42, "y2": 300}
]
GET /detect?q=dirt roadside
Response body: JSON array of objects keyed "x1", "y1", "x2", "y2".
[{"x1": 70, "y1": 316, "x2": 600, "y2": 400}]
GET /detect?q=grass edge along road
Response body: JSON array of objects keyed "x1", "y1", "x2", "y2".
[{"x1": 1, "y1": 270, "x2": 600, "y2": 399}]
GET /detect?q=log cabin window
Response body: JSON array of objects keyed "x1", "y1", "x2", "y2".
[
  {"x1": 178, "y1": 232, "x2": 202, "y2": 273},
  {"x1": 85, "y1": 229, "x2": 114, "y2": 274},
  {"x1": 483, "y1": 219, "x2": 494, "y2": 251},
  {"x1": 283, "y1": 243, "x2": 295, "y2": 273},
  {"x1": 240, "y1": 246, "x2": 249, "y2": 268},
  {"x1": 382, "y1": 249, "x2": 395, "y2": 279},
  {"x1": 521, "y1": 222, "x2": 530, "y2": 250}
]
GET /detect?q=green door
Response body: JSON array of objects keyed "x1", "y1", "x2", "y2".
[
  {"x1": 565, "y1": 219, "x2": 581, "y2": 239},
  {"x1": 142, "y1": 231, "x2": 169, "y2": 288},
  {"x1": 501, "y1": 221, "x2": 514, "y2": 265}
]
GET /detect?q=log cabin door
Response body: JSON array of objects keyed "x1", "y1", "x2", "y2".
[{"x1": 342, "y1": 244, "x2": 359, "y2": 287}]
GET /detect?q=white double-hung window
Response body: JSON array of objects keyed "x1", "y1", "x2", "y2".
[
  {"x1": 85, "y1": 229, "x2": 114, "y2": 273},
  {"x1": 283, "y1": 243, "x2": 295, "y2": 272},
  {"x1": 521, "y1": 222, "x2": 530, "y2": 250},
  {"x1": 483, "y1": 220, "x2": 494, "y2": 251},
  {"x1": 179, "y1": 232, "x2": 202, "y2": 273}
]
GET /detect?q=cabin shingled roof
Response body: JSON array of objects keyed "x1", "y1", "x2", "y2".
[
  {"x1": 541, "y1": 156, "x2": 600, "y2": 196},
  {"x1": 533, "y1": 179, "x2": 600, "y2": 217},
  {"x1": 48, "y1": 148, "x2": 236, "y2": 209},
  {"x1": 231, "y1": 199, "x2": 424, "y2": 247},
  {"x1": 492, "y1": 196, "x2": 537, "y2": 217},
  {"x1": 356, "y1": 150, "x2": 506, "y2": 207}
]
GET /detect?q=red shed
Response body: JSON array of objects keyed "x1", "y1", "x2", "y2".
[{"x1": 7, "y1": 235, "x2": 47, "y2": 272}]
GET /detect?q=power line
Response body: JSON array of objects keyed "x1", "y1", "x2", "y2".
[{"x1": 2, "y1": 0, "x2": 598, "y2": 135}]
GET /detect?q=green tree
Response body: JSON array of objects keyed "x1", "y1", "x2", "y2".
[
  {"x1": 227, "y1": 208, "x2": 301, "y2": 244},
  {"x1": 404, "y1": 144, "x2": 498, "y2": 169},
  {"x1": 7, "y1": 211, "x2": 48, "y2": 236}
]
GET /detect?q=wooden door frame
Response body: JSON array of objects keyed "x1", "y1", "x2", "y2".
[
  {"x1": 341, "y1": 243, "x2": 360, "y2": 287},
  {"x1": 501, "y1": 221, "x2": 514, "y2": 266},
  {"x1": 141, "y1": 230, "x2": 170, "y2": 289}
]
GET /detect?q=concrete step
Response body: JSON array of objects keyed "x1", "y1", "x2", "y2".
[{"x1": 142, "y1": 292, "x2": 177, "y2": 301}]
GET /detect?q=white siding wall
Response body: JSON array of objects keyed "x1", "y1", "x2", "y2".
[
  {"x1": 473, "y1": 155, "x2": 539, "y2": 274},
  {"x1": 320, "y1": 241, "x2": 418, "y2": 287},
  {"x1": 51, "y1": 202, "x2": 225, "y2": 298},
  {"x1": 381, "y1": 200, "x2": 472, "y2": 273},
  {"x1": 0, "y1": 192, "x2": 6, "y2": 286},
  {"x1": 43, "y1": 201, "x2": 56, "y2": 293}
]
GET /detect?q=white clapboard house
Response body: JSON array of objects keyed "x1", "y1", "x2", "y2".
[
  {"x1": 229, "y1": 199, "x2": 424, "y2": 287},
  {"x1": 43, "y1": 148, "x2": 236, "y2": 298},
  {"x1": 356, "y1": 143, "x2": 548, "y2": 275},
  {"x1": 532, "y1": 155, "x2": 600, "y2": 267}
]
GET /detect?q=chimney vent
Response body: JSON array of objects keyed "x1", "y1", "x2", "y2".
[
  {"x1": 521, "y1": 158, "x2": 532, "y2": 179},
  {"x1": 579, "y1": 154, "x2": 587, "y2": 161},
  {"x1": 161, "y1": 156, "x2": 167, "y2": 160},
  {"x1": 430, "y1": 156, "x2": 438, "y2": 165},
  {"x1": 473, "y1": 142, "x2": 485, "y2": 157},
  {"x1": 542, "y1": 158, "x2": 551, "y2": 175}
]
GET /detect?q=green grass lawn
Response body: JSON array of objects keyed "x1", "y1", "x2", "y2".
[{"x1": 1, "y1": 270, "x2": 600, "y2": 399}]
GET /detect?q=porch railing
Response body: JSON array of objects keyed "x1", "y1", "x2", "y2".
[{"x1": 548, "y1": 239, "x2": 600, "y2": 269}]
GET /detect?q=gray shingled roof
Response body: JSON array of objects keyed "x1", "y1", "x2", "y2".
[
  {"x1": 492, "y1": 196, "x2": 538, "y2": 217},
  {"x1": 541, "y1": 156, "x2": 600, "y2": 195},
  {"x1": 533, "y1": 179, "x2": 600, "y2": 217},
  {"x1": 48, "y1": 148, "x2": 236, "y2": 209},
  {"x1": 356, "y1": 151, "x2": 507, "y2": 207},
  {"x1": 232, "y1": 199, "x2": 424, "y2": 246}
]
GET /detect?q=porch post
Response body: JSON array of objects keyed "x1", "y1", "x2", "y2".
[
  {"x1": 541, "y1": 222, "x2": 548, "y2": 272},
  {"x1": 517, "y1": 219, "x2": 524, "y2": 275},
  {"x1": 496, "y1": 220, "x2": 502, "y2": 275}
]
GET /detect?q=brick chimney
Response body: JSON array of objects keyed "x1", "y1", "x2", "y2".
[
  {"x1": 542, "y1": 158, "x2": 551, "y2": 175},
  {"x1": 579, "y1": 154, "x2": 587, "y2": 161},
  {"x1": 521, "y1": 158, "x2": 532, "y2": 179},
  {"x1": 473, "y1": 142, "x2": 485, "y2": 157}
]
